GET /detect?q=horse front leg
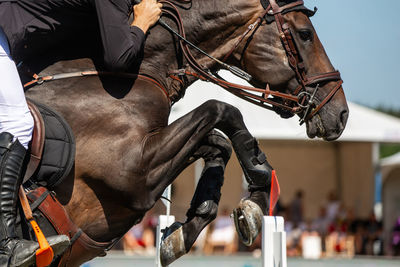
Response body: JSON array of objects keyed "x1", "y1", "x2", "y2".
[
  {"x1": 160, "y1": 130, "x2": 231, "y2": 266},
  {"x1": 144, "y1": 100, "x2": 277, "y2": 260},
  {"x1": 230, "y1": 130, "x2": 279, "y2": 246}
]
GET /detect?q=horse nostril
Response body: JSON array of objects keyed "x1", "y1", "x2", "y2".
[{"x1": 339, "y1": 109, "x2": 349, "y2": 128}]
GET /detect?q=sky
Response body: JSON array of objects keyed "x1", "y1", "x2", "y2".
[{"x1": 306, "y1": 0, "x2": 400, "y2": 109}]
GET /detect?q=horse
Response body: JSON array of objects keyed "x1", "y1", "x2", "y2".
[{"x1": 22, "y1": 0, "x2": 349, "y2": 265}]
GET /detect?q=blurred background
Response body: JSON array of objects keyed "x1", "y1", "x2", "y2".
[{"x1": 87, "y1": 0, "x2": 400, "y2": 266}]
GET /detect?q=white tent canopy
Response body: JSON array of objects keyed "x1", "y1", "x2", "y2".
[
  {"x1": 381, "y1": 152, "x2": 400, "y2": 167},
  {"x1": 169, "y1": 72, "x2": 400, "y2": 143}
]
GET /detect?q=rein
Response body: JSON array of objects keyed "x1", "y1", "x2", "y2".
[
  {"x1": 162, "y1": 0, "x2": 343, "y2": 124},
  {"x1": 23, "y1": 0, "x2": 343, "y2": 124}
]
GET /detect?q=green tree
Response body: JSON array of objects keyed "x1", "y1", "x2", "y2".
[{"x1": 375, "y1": 106, "x2": 400, "y2": 158}]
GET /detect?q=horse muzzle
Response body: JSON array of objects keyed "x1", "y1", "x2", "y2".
[{"x1": 305, "y1": 93, "x2": 349, "y2": 141}]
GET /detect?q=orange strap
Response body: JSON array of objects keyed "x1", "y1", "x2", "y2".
[{"x1": 19, "y1": 186, "x2": 54, "y2": 267}]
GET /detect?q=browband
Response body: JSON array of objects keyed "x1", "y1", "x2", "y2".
[{"x1": 260, "y1": 0, "x2": 317, "y2": 23}]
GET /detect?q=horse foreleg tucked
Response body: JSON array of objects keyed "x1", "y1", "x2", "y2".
[
  {"x1": 146, "y1": 100, "x2": 276, "y2": 250},
  {"x1": 160, "y1": 130, "x2": 231, "y2": 266},
  {"x1": 231, "y1": 130, "x2": 277, "y2": 246}
]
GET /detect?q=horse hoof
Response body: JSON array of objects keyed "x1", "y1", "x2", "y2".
[
  {"x1": 233, "y1": 198, "x2": 263, "y2": 246},
  {"x1": 160, "y1": 222, "x2": 186, "y2": 266}
]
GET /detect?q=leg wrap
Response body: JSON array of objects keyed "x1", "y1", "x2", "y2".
[
  {"x1": 160, "y1": 131, "x2": 230, "y2": 266},
  {"x1": 187, "y1": 130, "x2": 231, "y2": 219},
  {"x1": 231, "y1": 131, "x2": 279, "y2": 246},
  {"x1": 161, "y1": 170, "x2": 222, "y2": 267},
  {"x1": 186, "y1": 165, "x2": 224, "y2": 221},
  {"x1": 231, "y1": 130, "x2": 273, "y2": 192}
]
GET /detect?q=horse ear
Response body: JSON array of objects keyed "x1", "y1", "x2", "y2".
[{"x1": 304, "y1": 6, "x2": 318, "y2": 17}]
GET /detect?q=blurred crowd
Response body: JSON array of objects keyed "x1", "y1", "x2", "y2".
[
  {"x1": 115, "y1": 190, "x2": 400, "y2": 259},
  {"x1": 278, "y1": 190, "x2": 385, "y2": 258}
]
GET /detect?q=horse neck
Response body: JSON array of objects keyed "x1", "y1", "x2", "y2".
[{"x1": 140, "y1": 0, "x2": 261, "y2": 102}]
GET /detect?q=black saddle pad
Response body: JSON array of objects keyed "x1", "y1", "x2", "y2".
[{"x1": 26, "y1": 99, "x2": 75, "y2": 190}]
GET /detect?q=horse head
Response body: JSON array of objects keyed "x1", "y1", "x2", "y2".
[
  {"x1": 227, "y1": 0, "x2": 349, "y2": 140},
  {"x1": 142, "y1": 0, "x2": 349, "y2": 141}
]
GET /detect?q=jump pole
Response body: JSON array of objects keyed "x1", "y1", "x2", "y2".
[
  {"x1": 262, "y1": 216, "x2": 287, "y2": 267},
  {"x1": 156, "y1": 185, "x2": 175, "y2": 267}
]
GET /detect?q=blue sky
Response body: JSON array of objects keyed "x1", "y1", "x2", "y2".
[{"x1": 306, "y1": 0, "x2": 400, "y2": 109}]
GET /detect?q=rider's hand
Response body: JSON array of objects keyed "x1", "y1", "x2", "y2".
[{"x1": 132, "y1": 0, "x2": 162, "y2": 33}]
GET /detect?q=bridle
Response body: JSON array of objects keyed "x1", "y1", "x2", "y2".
[
  {"x1": 260, "y1": 0, "x2": 343, "y2": 124},
  {"x1": 162, "y1": 0, "x2": 343, "y2": 125},
  {"x1": 23, "y1": 0, "x2": 344, "y2": 125}
]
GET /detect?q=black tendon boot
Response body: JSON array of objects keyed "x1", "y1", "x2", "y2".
[
  {"x1": 160, "y1": 131, "x2": 231, "y2": 266},
  {"x1": 231, "y1": 130, "x2": 275, "y2": 246},
  {"x1": 160, "y1": 165, "x2": 224, "y2": 267},
  {"x1": 186, "y1": 165, "x2": 223, "y2": 220},
  {"x1": 0, "y1": 132, "x2": 70, "y2": 267}
]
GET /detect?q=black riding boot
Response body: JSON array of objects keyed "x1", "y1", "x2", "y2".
[{"x1": 0, "y1": 132, "x2": 70, "y2": 267}]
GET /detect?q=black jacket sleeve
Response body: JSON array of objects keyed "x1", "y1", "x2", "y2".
[{"x1": 95, "y1": 0, "x2": 145, "y2": 71}]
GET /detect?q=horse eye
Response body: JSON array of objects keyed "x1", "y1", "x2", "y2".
[{"x1": 298, "y1": 29, "x2": 313, "y2": 42}]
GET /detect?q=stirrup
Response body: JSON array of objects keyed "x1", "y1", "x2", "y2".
[{"x1": 18, "y1": 187, "x2": 60, "y2": 266}]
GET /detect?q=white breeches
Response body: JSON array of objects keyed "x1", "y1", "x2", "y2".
[{"x1": 0, "y1": 27, "x2": 33, "y2": 149}]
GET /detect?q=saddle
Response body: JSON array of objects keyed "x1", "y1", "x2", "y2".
[
  {"x1": 25, "y1": 98, "x2": 75, "y2": 188},
  {"x1": 20, "y1": 100, "x2": 113, "y2": 266}
]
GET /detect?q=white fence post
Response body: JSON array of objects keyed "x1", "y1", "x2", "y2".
[{"x1": 262, "y1": 216, "x2": 287, "y2": 267}]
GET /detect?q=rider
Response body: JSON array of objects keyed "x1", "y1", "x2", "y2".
[{"x1": 0, "y1": 0, "x2": 162, "y2": 266}]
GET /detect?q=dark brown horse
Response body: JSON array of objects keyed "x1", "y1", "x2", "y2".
[{"x1": 23, "y1": 0, "x2": 348, "y2": 265}]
